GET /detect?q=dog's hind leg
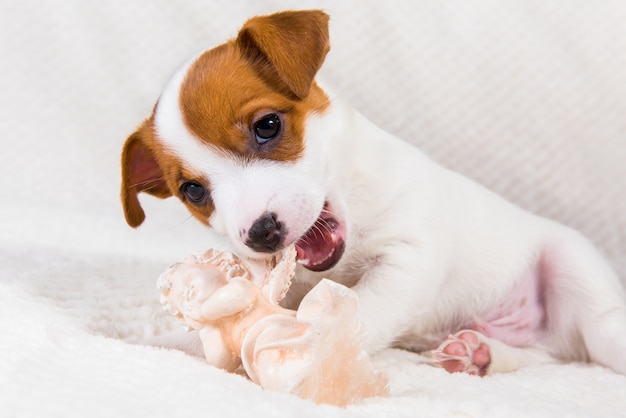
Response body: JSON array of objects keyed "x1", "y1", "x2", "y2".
[
  {"x1": 435, "y1": 226, "x2": 626, "y2": 376},
  {"x1": 581, "y1": 307, "x2": 626, "y2": 374},
  {"x1": 541, "y1": 228, "x2": 626, "y2": 375}
]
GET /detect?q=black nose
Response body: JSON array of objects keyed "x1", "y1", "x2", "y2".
[{"x1": 245, "y1": 212, "x2": 285, "y2": 253}]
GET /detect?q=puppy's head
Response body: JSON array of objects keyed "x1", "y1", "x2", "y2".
[{"x1": 121, "y1": 10, "x2": 346, "y2": 271}]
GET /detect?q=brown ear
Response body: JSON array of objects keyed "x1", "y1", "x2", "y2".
[
  {"x1": 120, "y1": 122, "x2": 172, "y2": 227},
  {"x1": 236, "y1": 10, "x2": 330, "y2": 99}
]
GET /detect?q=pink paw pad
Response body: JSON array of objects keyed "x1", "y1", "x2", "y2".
[{"x1": 434, "y1": 330, "x2": 491, "y2": 376}]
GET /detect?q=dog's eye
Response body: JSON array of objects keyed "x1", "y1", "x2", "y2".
[
  {"x1": 253, "y1": 114, "x2": 281, "y2": 144},
  {"x1": 180, "y1": 181, "x2": 208, "y2": 204}
]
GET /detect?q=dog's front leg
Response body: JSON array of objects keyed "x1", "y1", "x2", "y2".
[{"x1": 348, "y1": 244, "x2": 439, "y2": 354}]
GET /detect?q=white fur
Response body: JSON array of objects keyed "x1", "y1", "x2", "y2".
[
  {"x1": 295, "y1": 95, "x2": 626, "y2": 374},
  {"x1": 154, "y1": 66, "x2": 626, "y2": 376}
]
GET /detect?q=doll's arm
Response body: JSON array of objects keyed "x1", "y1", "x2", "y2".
[{"x1": 200, "y1": 278, "x2": 258, "y2": 320}]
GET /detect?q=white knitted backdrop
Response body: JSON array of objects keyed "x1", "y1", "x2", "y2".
[
  {"x1": 1, "y1": 1, "x2": 625, "y2": 417},
  {"x1": 1, "y1": 0, "x2": 624, "y2": 277}
]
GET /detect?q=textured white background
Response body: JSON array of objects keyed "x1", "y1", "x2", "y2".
[{"x1": 1, "y1": 1, "x2": 625, "y2": 417}]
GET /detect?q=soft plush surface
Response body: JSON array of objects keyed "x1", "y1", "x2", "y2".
[{"x1": 1, "y1": 1, "x2": 625, "y2": 416}]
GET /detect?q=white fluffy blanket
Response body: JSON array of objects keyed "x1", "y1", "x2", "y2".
[{"x1": 1, "y1": 1, "x2": 625, "y2": 416}]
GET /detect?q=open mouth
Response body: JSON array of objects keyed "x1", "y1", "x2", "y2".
[{"x1": 295, "y1": 202, "x2": 346, "y2": 272}]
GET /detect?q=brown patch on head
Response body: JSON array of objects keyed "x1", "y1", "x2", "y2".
[
  {"x1": 180, "y1": 10, "x2": 331, "y2": 162},
  {"x1": 120, "y1": 117, "x2": 215, "y2": 227}
]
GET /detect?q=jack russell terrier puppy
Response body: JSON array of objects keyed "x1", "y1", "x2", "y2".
[{"x1": 121, "y1": 10, "x2": 626, "y2": 376}]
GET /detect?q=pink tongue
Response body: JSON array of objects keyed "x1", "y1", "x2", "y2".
[{"x1": 295, "y1": 216, "x2": 344, "y2": 272}]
